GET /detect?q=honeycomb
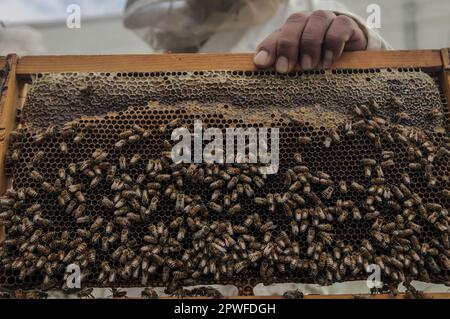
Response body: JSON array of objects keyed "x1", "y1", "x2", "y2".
[{"x1": 0, "y1": 68, "x2": 449, "y2": 294}]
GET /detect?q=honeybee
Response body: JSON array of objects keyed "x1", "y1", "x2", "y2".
[
  {"x1": 380, "y1": 150, "x2": 394, "y2": 160},
  {"x1": 130, "y1": 154, "x2": 142, "y2": 165},
  {"x1": 8, "y1": 129, "x2": 24, "y2": 143},
  {"x1": 73, "y1": 133, "x2": 84, "y2": 144},
  {"x1": 59, "y1": 121, "x2": 76, "y2": 136},
  {"x1": 408, "y1": 162, "x2": 422, "y2": 170},
  {"x1": 41, "y1": 182, "x2": 56, "y2": 194},
  {"x1": 89, "y1": 217, "x2": 103, "y2": 232},
  {"x1": 11, "y1": 149, "x2": 20, "y2": 163},
  {"x1": 173, "y1": 226, "x2": 186, "y2": 242},
  {"x1": 227, "y1": 204, "x2": 241, "y2": 216},
  {"x1": 321, "y1": 186, "x2": 334, "y2": 200},
  {"x1": 234, "y1": 261, "x2": 248, "y2": 274},
  {"x1": 352, "y1": 105, "x2": 365, "y2": 117},
  {"x1": 374, "y1": 165, "x2": 384, "y2": 178},
  {"x1": 364, "y1": 210, "x2": 380, "y2": 220},
  {"x1": 71, "y1": 191, "x2": 85, "y2": 204},
  {"x1": 116, "y1": 217, "x2": 130, "y2": 227},
  {"x1": 298, "y1": 136, "x2": 312, "y2": 144},
  {"x1": 109, "y1": 288, "x2": 127, "y2": 299},
  {"x1": 287, "y1": 194, "x2": 304, "y2": 208},
  {"x1": 77, "y1": 229, "x2": 91, "y2": 239},
  {"x1": 34, "y1": 215, "x2": 51, "y2": 227},
  {"x1": 72, "y1": 202, "x2": 87, "y2": 217},
  {"x1": 0, "y1": 196, "x2": 14, "y2": 208},
  {"x1": 169, "y1": 216, "x2": 183, "y2": 229},
  {"x1": 65, "y1": 164, "x2": 77, "y2": 177},
  {"x1": 125, "y1": 212, "x2": 140, "y2": 223},
  {"x1": 350, "y1": 181, "x2": 365, "y2": 192},
  {"x1": 35, "y1": 243, "x2": 51, "y2": 255},
  {"x1": 288, "y1": 181, "x2": 302, "y2": 192},
  {"x1": 56, "y1": 142, "x2": 69, "y2": 154},
  {"x1": 333, "y1": 181, "x2": 348, "y2": 196},
  {"x1": 141, "y1": 288, "x2": 158, "y2": 299},
  {"x1": 242, "y1": 183, "x2": 254, "y2": 197},
  {"x1": 77, "y1": 287, "x2": 94, "y2": 299},
  {"x1": 209, "y1": 189, "x2": 221, "y2": 202},
  {"x1": 128, "y1": 134, "x2": 141, "y2": 143},
  {"x1": 329, "y1": 128, "x2": 340, "y2": 143},
  {"x1": 336, "y1": 209, "x2": 349, "y2": 223},
  {"x1": 441, "y1": 233, "x2": 450, "y2": 250},
  {"x1": 115, "y1": 140, "x2": 127, "y2": 149},
  {"x1": 117, "y1": 128, "x2": 133, "y2": 140},
  {"x1": 153, "y1": 174, "x2": 170, "y2": 183},
  {"x1": 32, "y1": 131, "x2": 47, "y2": 144},
  {"x1": 386, "y1": 200, "x2": 401, "y2": 211},
  {"x1": 208, "y1": 202, "x2": 222, "y2": 214},
  {"x1": 436, "y1": 147, "x2": 450, "y2": 159},
  {"x1": 25, "y1": 187, "x2": 38, "y2": 199},
  {"x1": 90, "y1": 150, "x2": 106, "y2": 163},
  {"x1": 76, "y1": 215, "x2": 91, "y2": 224},
  {"x1": 29, "y1": 170, "x2": 44, "y2": 182},
  {"x1": 323, "y1": 136, "x2": 332, "y2": 148},
  {"x1": 362, "y1": 164, "x2": 373, "y2": 178},
  {"x1": 64, "y1": 200, "x2": 76, "y2": 215}
]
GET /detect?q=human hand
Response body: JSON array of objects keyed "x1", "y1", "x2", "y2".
[{"x1": 253, "y1": 10, "x2": 368, "y2": 73}]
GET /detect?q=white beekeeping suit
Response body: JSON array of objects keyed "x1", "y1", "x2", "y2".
[
  {"x1": 0, "y1": 24, "x2": 45, "y2": 56},
  {"x1": 124, "y1": 0, "x2": 390, "y2": 53}
]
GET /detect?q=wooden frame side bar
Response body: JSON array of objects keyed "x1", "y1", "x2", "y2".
[
  {"x1": 441, "y1": 48, "x2": 450, "y2": 115},
  {"x1": 16, "y1": 50, "x2": 443, "y2": 74},
  {"x1": 0, "y1": 55, "x2": 20, "y2": 241},
  {"x1": 0, "y1": 55, "x2": 19, "y2": 193}
]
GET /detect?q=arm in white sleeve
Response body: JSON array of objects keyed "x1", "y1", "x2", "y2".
[
  {"x1": 310, "y1": 0, "x2": 392, "y2": 50},
  {"x1": 335, "y1": 11, "x2": 393, "y2": 50}
]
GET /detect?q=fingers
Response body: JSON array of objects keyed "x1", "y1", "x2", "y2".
[
  {"x1": 254, "y1": 31, "x2": 279, "y2": 69},
  {"x1": 323, "y1": 15, "x2": 368, "y2": 68},
  {"x1": 274, "y1": 13, "x2": 309, "y2": 73},
  {"x1": 254, "y1": 10, "x2": 368, "y2": 73},
  {"x1": 299, "y1": 10, "x2": 336, "y2": 70},
  {"x1": 322, "y1": 15, "x2": 354, "y2": 69},
  {"x1": 254, "y1": 12, "x2": 309, "y2": 72}
]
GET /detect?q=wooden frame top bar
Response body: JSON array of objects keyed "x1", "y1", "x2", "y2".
[{"x1": 16, "y1": 50, "x2": 443, "y2": 74}]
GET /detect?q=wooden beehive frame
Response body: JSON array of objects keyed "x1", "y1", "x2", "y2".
[{"x1": 0, "y1": 50, "x2": 449, "y2": 299}]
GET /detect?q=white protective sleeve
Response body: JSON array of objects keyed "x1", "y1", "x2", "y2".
[
  {"x1": 200, "y1": 0, "x2": 392, "y2": 53},
  {"x1": 310, "y1": 0, "x2": 392, "y2": 50}
]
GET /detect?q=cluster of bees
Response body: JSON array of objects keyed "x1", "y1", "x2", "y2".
[
  {"x1": 0, "y1": 286, "x2": 162, "y2": 299},
  {"x1": 0, "y1": 98, "x2": 449, "y2": 298}
]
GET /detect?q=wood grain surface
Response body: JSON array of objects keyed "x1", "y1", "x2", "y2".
[
  {"x1": 0, "y1": 55, "x2": 20, "y2": 240},
  {"x1": 16, "y1": 50, "x2": 443, "y2": 74}
]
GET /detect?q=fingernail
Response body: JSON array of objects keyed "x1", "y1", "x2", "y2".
[
  {"x1": 301, "y1": 54, "x2": 312, "y2": 70},
  {"x1": 323, "y1": 50, "x2": 334, "y2": 69},
  {"x1": 254, "y1": 50, "x2": 270, "y2": 66},
  {"x1": 276, "y1": 56, "x2": 289, "y2": 74}
]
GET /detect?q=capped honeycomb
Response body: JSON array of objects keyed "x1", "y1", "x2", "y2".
[{"x1": 0, "y1": 68, "x2": 449, "y2": 294}]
